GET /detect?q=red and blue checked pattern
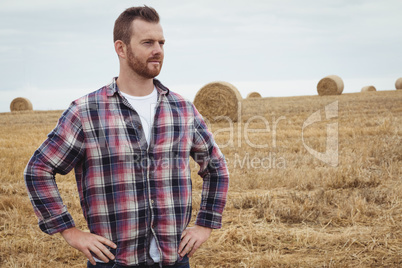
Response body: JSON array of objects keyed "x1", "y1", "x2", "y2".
[{"x1": 24, "y1": 78, "x2": 229, "y2": 266}]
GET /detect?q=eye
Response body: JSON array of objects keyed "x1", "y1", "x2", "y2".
[{"x1": 143, "y1": 41, "x2": 153, "y2": 46}]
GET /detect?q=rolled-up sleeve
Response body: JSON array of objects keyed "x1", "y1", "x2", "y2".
[
  {"x1": 24, "y1": 102, "x2": 85, "y2": 235},
  {"x1": 190, "y1": 105, "x2": 229, "y2": 229}
]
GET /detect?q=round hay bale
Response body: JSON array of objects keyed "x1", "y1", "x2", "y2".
[
  {"x1": 246, "y1": 92, "x2": 262, "y2": 98},
  {"x1": 361, "y1": 85, "x2": 376, "y2": 92},
  {"x1": 317, "y1": 75, "x2": 344, "y2": 96},
  {"x1": 193, "y1": 81, "x2": 242, "y2": 122},
  {"x1": 10, "y1": 97, "x2": 33, "y2": 112},
  {"x1": 395, "y1": 77, "x2": 402, "y2": 90}
]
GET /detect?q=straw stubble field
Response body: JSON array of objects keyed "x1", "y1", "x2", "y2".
[{"x1": 1, "y1": 90, "x2": 401, "y2": 267}]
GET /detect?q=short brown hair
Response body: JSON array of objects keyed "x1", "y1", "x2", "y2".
[{"x1": 113, "y1": 6, "x2": 160, "y2": 44}]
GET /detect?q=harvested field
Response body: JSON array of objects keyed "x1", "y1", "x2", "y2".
[{"x1": 1, "y1": 90, "x2": 401, "y2": 267}]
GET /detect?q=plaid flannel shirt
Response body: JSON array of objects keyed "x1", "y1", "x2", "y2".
[{"x1": 24, "y1": 78, "x2": 229, "y2": 266}]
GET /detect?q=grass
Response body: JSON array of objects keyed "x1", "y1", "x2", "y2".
[{"x1": 1, "y1": 90, "x2": 401, "y2": 267}]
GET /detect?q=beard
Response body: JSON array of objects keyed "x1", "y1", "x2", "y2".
[{"x1": 126, "y1": 45, "x2": 163, "y2": 79}]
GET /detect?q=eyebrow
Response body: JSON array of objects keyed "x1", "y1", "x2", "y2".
[{"x1": 141, "y1": 38, "x2": 165, "y2": 42}]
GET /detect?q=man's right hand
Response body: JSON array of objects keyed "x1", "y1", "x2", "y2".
[{"x1": 60, "y1": 227, "x2": 117, "y2": 265}]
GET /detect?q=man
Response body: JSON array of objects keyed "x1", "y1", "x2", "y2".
[{"x1": 24, "y1": 6, "x2": 229, "y2": 268}]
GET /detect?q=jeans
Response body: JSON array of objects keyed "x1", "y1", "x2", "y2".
[{"x1": 87, "y1": 255, "x2": 190, "y2": 268}]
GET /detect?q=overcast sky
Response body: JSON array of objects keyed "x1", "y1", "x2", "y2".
[{"x1": 1, "y1": 0, "x2": 401, "y2": 112}]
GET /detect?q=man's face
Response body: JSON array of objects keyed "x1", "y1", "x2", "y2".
[{"x1": 126, "y1": 19, "x2": 165, "y2": 79}]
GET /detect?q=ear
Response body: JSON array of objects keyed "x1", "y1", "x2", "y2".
[{"x1": 114, "y1": 40, "x2": 127, "y2": 59}]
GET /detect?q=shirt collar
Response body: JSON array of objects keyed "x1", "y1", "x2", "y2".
[{"x1": 107, "y1": 77, "x2": 169, "y2": 97}]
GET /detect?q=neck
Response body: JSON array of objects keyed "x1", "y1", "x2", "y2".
[{"x1": 116, "y1": 68, "x2": 154, "y2": 97}]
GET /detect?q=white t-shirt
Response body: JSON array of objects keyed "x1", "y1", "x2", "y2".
[
  {"x1": 120, "y1": 88, "x2": 158, "y2": 145},
  {"x1": 94, "y1": 87, "x2": 161, "y2": 263}
]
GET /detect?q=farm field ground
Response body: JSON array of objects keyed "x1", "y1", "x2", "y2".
[{"x1": 1, "y1": 90, "x2": 401, "y2": 267}]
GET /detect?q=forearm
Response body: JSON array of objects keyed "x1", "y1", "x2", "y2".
[
  {"x1": 195, "y1": 156, "x2": 229, "y2": 229},
  {"x1": 24, "y1": 154, "x2": 75, "y2": 234}
]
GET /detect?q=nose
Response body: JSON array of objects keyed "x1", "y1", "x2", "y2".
[{"x1": 152, "y1": 43, "x2": 163, "y2": 56}]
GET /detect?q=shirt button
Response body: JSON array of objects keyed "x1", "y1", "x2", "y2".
[{"x1": 151, "y1": 200, "x2": 155, "y2": 205}]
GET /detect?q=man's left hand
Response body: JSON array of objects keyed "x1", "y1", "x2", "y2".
[{"x1": 178, "y1": 225, "x2": 212, "y2": 258}]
